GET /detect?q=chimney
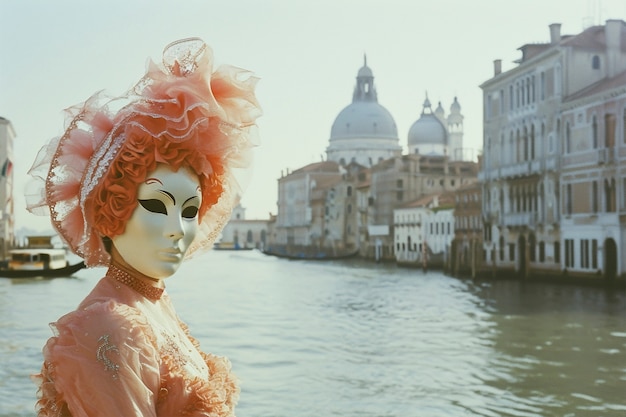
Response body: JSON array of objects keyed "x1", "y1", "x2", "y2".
[
  {"x1": 605, "y1": 19, "x2": 622, "y2": 78},
  {"x1": 549, "y1": 23, "x2": 561, "y2": 45},
  {"x1": 493, "y1": 59, "x2": 502, "y2": 76}
]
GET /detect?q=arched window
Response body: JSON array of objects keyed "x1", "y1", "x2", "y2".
[
  {"x1": 592, "y1": 115, "x2": 598, "y2": 148},
  {"x1": 592, "y1": 55, "x2": 601, "y2": 70},
  {"x1": 555, "y1": 64, "x2": 562, "y2": 96},
  {"x1": 530, "y1": 124, "x2": 536, "y2": 159},
  {"x1": 523, "y1": 126, "x2": 529, "y2": 161}
]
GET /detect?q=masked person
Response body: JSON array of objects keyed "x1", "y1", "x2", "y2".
[{"x1": 26, "y1": 38, "x2": 261, "y2": 417}]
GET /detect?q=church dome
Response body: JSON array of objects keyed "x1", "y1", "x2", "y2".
[
  {"x1": 326, "y1": 56, "x2": 401, "y2": 166},
  {"x1": 331, "y1": 101, "x2": 398, "y2": 139},
  {"x1": 329, "y1": 57, "x2": 398, "y2": 140},
  {"x1": 408, "y1": 97, "x2": 447, "y2": 146}
]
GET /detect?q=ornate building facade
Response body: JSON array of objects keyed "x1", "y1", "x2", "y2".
[{"x1": 479, "y1": 19, "x2": 626, "y2": 280}]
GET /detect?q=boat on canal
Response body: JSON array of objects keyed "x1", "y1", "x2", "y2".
[{"x1": 0, "y1": 235, "x2": 85, "y2": 278}]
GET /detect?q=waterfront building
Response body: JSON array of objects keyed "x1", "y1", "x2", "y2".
[
  {"x1": 451, "y1": 181, "x2": 483, "y2": 277},
  {"x1": 394, "y1": 192, "x2": 455, "y2": 268},
  {"x1": 359, "y1": 154, "x2": 479, "y2": 260},
  {"x1": 479, "y1": 19, "x2": 626, "y2": 279},
  {"x1": 0, "y1": 117, "x2": 14, "y2": 259},
  {"x1": 326, "y1": 57, "x2": 402, "y2": 167},
  {"x1": 217, "y1": 203, "x2": 268, "y2": 250},
  {"x1": 559, "y1": 23, "x2": 626, "y2": 279},
  {"x1": 268, "y1": 161, "x2": 345, "y2": 257}
]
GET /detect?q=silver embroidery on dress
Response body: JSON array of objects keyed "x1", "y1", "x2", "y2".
[{"x1": 96, "y1": 334, "x2": 120, "y2": 378}]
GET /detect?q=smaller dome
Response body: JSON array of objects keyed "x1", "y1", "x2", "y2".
[
  {"x1": 408, "y1": 98, "x2": 447, "y2": 146},
  {"x1": 435, "y1": 101, "x2": 445, "y2": 119},
  {"x1": 450, "y1": 96, "x2": 461, "y2": 113}
]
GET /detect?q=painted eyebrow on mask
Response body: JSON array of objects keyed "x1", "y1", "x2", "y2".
[
  {"x1": 158, "y1": 190, "x2": 176, "y2": 205},
  {"x1": 184, "y1": 196, "x2": 200, "y2": 205}
]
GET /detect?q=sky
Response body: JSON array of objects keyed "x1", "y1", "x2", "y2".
[{"x1": 1, "y1": 0, "x2": 625, "y2": 233}]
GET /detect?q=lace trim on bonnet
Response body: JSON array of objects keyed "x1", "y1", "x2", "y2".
[{"x1": 25, "y1": 38, "x2": 262, "y2": 267}]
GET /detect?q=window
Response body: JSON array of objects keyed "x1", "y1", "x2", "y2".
[
  {"x1": 623, "y1": 108, "x2": 626, "y2": 143},
  {"x1": 592, "y1": 239, "x2": 598, "y2": 269},
  {"x1": 592, "y1": 115, "x2": 598, "y2": 148},
  {"x1": 539, "y1": 241, "x2": 545, "y2": 262},
  {"x1": 509, "y1": 243, "x2": 515, "y2": 261},
  {"x1": 605, "y1": 113, "x2": 616, "y2": 148},
  {"x1": 581, "y1": 239, "x2": 589, "y2": 268},
  {"x1": 530, "y1": 124, "x2": 535, "y2": 159},
  {"x1": 565, "y1": 239, "x2": 575, "y2": 268},
  {"x1": 347, "y1": 186, "x2": 352, "y2": 197},
  {"x1": 554, "y1": 241, "x2": 560, "y2": 263},
  {"x1": 592, "y1": 55, "x2": 600, "y2": 69},
  {"x1": 565, "y1": 184, "x2": 572, "y2": 215},
  {"x1": 499, "y1": 236, "x2": 505, "y2": 261},
  {"x1": 540, "y1": 72, "x2": 545, "y2": 100},
  {"x1": 606, "y1": 178, "x2": 616, "y2": 212},
  {"x1": 592, "y1": 181, "x2": 598, "y2": 213},
  {"x1": 565, "y1": 122, "x2": 571, "y2": 153}
]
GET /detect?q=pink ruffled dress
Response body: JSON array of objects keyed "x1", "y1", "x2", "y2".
[{"x1": 33, "y1": 265, "x2": 239, "y2": 417}]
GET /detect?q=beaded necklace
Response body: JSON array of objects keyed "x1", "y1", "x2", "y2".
[{"x1": 107, "y1": 264, "x2": 164, "y2": 301}]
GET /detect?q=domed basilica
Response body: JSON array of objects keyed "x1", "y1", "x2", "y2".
[
  {"x1": 326, "y1": 57, "x2": 402, "y2": 166},
  {"x1": 326, "y1": 58, "x2": 465, "y2": 165}
]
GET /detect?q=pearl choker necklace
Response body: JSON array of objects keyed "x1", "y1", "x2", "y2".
[{"x1": 107, "y1": 265, "x2": 164, "y2": 301}]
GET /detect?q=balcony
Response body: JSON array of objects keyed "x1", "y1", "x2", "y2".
[
  {"x1": 500, "y1": 161, "x2": 530, "y2": 179},
  {"x1": 503, "y1": 212, "x2": 536, "y2": 228},
  {"x1": 562, "y1": 148, "x2": 614, "y2": 168}
]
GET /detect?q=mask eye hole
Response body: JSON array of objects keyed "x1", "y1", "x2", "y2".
[
  {"x1": 138, "y1": 199, "x2": 167, "y2": 215},
  {"x1": 182, "y1": 206, "x2": 199, "y2": 219}
]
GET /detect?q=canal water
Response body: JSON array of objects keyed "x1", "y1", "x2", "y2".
[{"x1": 1, "y1": 249, "x2": 625, "y2": 417}]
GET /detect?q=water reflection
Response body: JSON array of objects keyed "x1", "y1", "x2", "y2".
[{"x1": 472, "y1": 279, "x2": 626, "y2": 416}]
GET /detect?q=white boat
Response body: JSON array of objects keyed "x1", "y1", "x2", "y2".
[
  {"x1": 8, "y1": 248, "x2": 70, "y2": 271},
  {"x1": 0, "y1": 235, "x2": 85, "y2": 278}
]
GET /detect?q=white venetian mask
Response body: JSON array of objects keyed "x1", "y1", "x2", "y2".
[{"x1": 112, "y1": 164, "x2": 202, "y2": 279}]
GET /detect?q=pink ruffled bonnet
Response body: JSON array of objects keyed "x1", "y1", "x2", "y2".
[{"x1": 26, "y1": 38, "x2": 262, "y2": 267}]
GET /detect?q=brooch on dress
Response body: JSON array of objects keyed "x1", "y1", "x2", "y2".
[{"x1": 96, "y1": 334, "x2": 120, "y2": 379}]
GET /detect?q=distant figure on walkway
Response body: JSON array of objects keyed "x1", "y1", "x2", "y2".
[{"x1": 26, "y1": 38, "x2": 261, "y2": 417}]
